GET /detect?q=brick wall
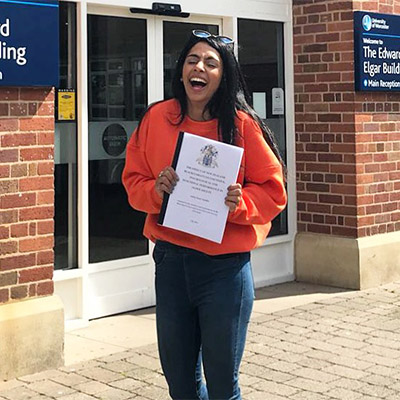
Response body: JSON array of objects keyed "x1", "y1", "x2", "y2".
[
  {"x1": 0, "y1": 88, "x2": 55, "y2": 304},
  {"x1": 293, "y1": 0, "x2": 400, "y2": 238}
]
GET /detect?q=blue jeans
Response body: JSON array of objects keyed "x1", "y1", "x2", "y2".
[{"x1": 153, "y1": 240, "x2": 254, "y2": 400}]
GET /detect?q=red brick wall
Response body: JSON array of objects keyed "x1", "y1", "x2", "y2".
[
  {"x1": 0, "y1": 88, "x2": 55, "y2": 304},
  {"x1": 293, "y1": 0, "x2": 400, "y2": 238}
]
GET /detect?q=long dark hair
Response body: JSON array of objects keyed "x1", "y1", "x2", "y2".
[{"x1": 138, "y1": 33, "x2": 285, "y2": 171}]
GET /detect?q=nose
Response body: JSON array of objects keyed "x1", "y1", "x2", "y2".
[{"x1": 194, "y1": 60, "x2": 205, "y2": 71}]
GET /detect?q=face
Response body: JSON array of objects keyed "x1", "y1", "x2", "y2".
[{"x1": 181, "y1": 41, "x2": 223, "y2": 114}]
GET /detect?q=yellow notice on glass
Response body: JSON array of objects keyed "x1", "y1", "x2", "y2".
[{"x1": 58, "y1": 90, "x2": 76, "y2": 121}]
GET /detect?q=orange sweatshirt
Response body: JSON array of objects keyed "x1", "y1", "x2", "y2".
[{"x1": 122, "y1": 99, "x2": 287, "y2": 255}]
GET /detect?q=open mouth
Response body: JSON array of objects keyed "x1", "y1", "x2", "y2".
[{"x1": 190, "y1": 78, "x2": 207, "y2": 89}]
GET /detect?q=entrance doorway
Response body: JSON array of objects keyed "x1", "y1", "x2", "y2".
[
  {"x1": 85, "y1": 8, "x2": 221, "y2": 319},
  {"x1": 54, "y1": 3, "x2": 294, "y2": 327}
]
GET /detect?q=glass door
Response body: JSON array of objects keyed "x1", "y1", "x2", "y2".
[
  {"x1": 86, "y1": 13, "x2": 152, "y2": 319},
  {"x1": 56, "y1": 4, "x2": 293, "y2": 324},
  {"x1": 88, "y1": 15, "x2": 148, "y2": 263},
  {"x1": 85, "y1": 10, "x2": 222, "y2": 320}
]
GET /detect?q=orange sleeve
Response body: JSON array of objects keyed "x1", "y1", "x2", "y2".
[
  {"x1": 122, "y1": 113, "x2": 163, "y2": 214},
  {"x1": 227, "y1": 117, "x2": 287, "y2": 225}
]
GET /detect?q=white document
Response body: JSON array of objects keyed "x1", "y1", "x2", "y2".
[{"x1": 159, "y1": 132, "x2": 244, "y2": 243}]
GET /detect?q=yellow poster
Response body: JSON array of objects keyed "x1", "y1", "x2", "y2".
[{"x1": 58, "y1": 90, "x2": 76, "y2": 121}]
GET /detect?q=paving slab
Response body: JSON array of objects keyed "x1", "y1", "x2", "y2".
[{"x1": 2, "y1": 281, "x2": 400, "y2": 399}]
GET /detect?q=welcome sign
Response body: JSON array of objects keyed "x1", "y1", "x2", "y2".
[
  {"x1": 0, "y1": 0, "x2": 59, "y2": 86},
  {"x1": 354, "y1": 11, "x2": 400, "y2": 92}
]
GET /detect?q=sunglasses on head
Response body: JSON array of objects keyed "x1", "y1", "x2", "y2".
[{"x1": 192, "y1": 30, "x2": 234, "y2": 45}]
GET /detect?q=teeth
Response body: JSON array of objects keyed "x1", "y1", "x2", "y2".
[{"x1": 190, "y1": 77, "x2": 207, "y2": 85}]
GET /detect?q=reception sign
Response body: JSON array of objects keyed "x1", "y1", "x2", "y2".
[
  {"x1": 0, "y1": 0, "x2": 59, "y2": 86},
  {"x1": 354, "y1": 11, "x2": 400, "y2": 92}
]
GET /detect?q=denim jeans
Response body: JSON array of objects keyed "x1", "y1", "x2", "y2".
[{"x1": 153, "y1": 240, "x2": 254, "y2": 400}]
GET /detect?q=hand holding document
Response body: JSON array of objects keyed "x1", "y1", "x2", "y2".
[{"x1": 158, "y1": 132, "x2": 243, "y2": 243}]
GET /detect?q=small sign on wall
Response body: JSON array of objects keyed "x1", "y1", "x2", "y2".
[
  {"x1": 252, "y1": 92, "x2": 267, "y2": 119},
  {"x1": 0, "y1": 0, "x2": 59, "y2": 87},
  {"x1": 57, "y1": 89, "x2": 75, "y2": 121},
  {"x1": 354, "y1": 11, "x2": 400, "y2": 92},
  {"x1": 272, "y1": 88, "x2": 284, "y2": 115}
]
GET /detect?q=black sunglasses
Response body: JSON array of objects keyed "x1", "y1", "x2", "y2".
[{"x1": 192, "y1": 30, "x2": 234, "y2": 45}]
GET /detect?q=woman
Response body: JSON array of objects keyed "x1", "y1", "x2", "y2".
[{"x1": 122, "y1": 30, "x2": 287, "y2": 400}]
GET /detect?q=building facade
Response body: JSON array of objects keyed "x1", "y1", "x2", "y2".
[
  {"x1": 294, "y1": 0, "x2": 400, "y2": 289},
  {"x1": 0, "y1": 0, "x2": 399, "y2": 380}
]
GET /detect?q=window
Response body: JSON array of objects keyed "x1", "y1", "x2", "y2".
[
  {"x1": 54, "y1": 2, "x2": 78, "y2": 270},
  {"x1": 238, "y1": 19, "x2": 288, "y2": 236}
]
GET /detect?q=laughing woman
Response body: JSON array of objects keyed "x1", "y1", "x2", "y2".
[{"x1": 122, "y1": 30, "x2": 287, "y2": 400}]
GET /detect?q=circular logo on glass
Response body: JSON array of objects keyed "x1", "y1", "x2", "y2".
[
  {"x1": 362, "y1": 15, "x2": 372, "y2": 31},
  {"x1": 102, "y1": 124, "x2": 127, "y2": 157}
]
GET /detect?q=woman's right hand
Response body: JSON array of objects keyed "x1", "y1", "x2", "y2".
[{"x1": 155, "y1": 166, "x2": 179, "y2": 199}]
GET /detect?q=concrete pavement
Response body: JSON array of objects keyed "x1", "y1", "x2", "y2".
[{"x1": 2, "y1": 281, "x2": 400, "y2": 399}]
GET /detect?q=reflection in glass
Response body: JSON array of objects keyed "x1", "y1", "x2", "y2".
[
  {"x1": 88, "y1": 15, "x2": 148, "y2": 263},
  {"x1": 163, "y1": 22, "x2": 218, "y2": 99},
  {"x1": 91, "y1": 75, "x2": 107, "y2": 104},
  {"x1": 91, "y1": 61, "x2": 107, "y2": 72},
  {"x1": 54, "y1": 2, "x2": 78, "y2": 270},
  {"x1": 238, "y1": 19, "x2": 288, "y2": 236}
]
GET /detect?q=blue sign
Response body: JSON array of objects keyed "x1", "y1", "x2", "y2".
[
  {"x1": 354, "y1": 11, "x2": 400, "y2": 92},
  {"x1": 0, "y1": 0, "x2": 59, "y2": 87}
]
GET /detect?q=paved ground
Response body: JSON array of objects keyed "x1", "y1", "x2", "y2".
[{"x1": 2, "y1": 281, "x2": 400, "y2": 399}]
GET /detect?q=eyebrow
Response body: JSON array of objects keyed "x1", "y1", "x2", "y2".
[{"x1": 186, "y1": 53, "x2": 220, "y2": 62}]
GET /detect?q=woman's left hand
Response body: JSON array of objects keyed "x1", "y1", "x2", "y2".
[{"x1": 225, "y1": 183, "x2": 242, "y2": 212}]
